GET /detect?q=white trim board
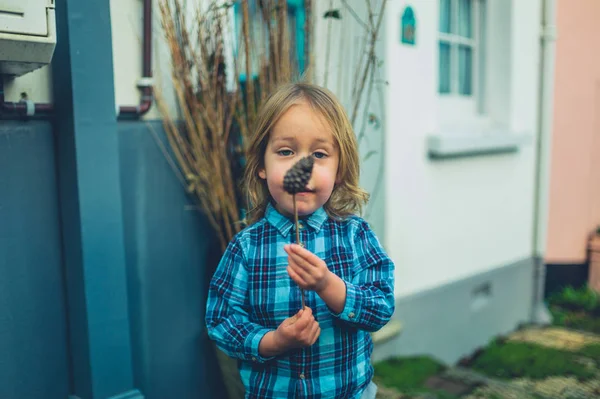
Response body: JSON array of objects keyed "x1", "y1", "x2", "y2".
[{"x1": 427, "y1": 131, "x2": 531, "y2": 159}]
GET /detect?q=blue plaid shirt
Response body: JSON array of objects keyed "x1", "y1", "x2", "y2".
[{"x1": 206, "y1": 204, "x2": 395, "y2": 398}]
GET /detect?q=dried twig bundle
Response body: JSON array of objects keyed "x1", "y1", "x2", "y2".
[{"x1": 156, "y1": 0, "x2": 307, "y2": 252}]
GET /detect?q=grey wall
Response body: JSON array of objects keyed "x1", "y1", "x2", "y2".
[
  {"x1": 0, "y1": 120, "x2": 226, "y2": 398},
  {"x1": 373, "y1": 258, "x2": 535, "y2": 365},
  {"x1": 0, "y1": 121, "x2": 71, "y2": 399},
  {"x1": 118, "y1": 121, "x2": 226, "y2": 399}
]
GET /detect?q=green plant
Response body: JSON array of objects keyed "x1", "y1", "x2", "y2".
[
  {"x1": 578, "y1": 343, "x2": 600, "y2": 360},
  {"x1": 548, "y1": 285, "x2": 599, "y2": 314},
  {"x1": 470, "y1": 340, "x2": 596, "y2": 381},
  {"x1": 374, "y1": 356, "x2": 446, "y2": 391},
  {"x1": 373, "y1": 356, "x2": 451, "y2": 397},
  {"x1": 550, "y1": 306, "x2": 600, "y2": 333}
]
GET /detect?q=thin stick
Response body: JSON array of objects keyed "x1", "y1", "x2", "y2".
[
  {"x1": 350, "y1": 0, "x2": 387, "y2": 125},
  {"x1": 293, "y1": 195, "x2": 306, "y2": 309}
]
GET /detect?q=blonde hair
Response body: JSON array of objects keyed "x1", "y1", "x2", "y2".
[{"x1": 243, "y1": 82, "x2": 369, "y2": 225}]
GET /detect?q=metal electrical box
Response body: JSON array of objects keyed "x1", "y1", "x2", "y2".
[{"x1": 0, "y1": 0, "x2": 56, "y2": 77}]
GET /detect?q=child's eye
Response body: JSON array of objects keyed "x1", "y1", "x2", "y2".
[
  {"x1": 277, "y1": 149, "x2": 293, "y2": 156},
  {"x1": 313, "y1": 152, "x2": 327, "y2": 159}
]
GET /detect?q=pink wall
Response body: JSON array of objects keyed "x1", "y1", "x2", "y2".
[{"x1": 546, "y1": 0, "x2": 600, "y2": 263}]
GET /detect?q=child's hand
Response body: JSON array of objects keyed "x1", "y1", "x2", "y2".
[
  {"x1": 284, "y1": 244, "x2": 332, "y2": 293},
  {"x1": 273, "y1": 307, "x2": 320, "y2": 350}
]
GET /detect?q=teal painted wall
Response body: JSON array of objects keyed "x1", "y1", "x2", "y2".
[
  {"x1": 0, "y1": 122, "x2": 71, "y2": 399},
  {"x1": 0, "y1": 121, "x2": 225, "y2": 398},
  {"x1": 118, "y1": 121, "x2": 226, "y2": 399}
]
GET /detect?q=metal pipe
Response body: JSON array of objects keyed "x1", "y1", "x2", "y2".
[
  {"x1": 118, "y1": 0, "x2": 153, "y2": 118},
  {"x1": 531, "y1": 0, "x2": 557, "y2": 324},
  {"x1": 0, "y1": 78, "x2": 54, "y2": 118}
]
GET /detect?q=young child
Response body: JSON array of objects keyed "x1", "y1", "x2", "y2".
[{"x1": 206, "y1": 82, "x2": 395, "y2": 399}]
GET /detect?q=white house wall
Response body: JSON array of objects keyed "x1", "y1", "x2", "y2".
[
  {"x1": 2, "y1": 65, "x2": 52, "y2": 104},
  {"x1": 110, "y1": 0, "x2": 176, "y2": 119},
  {"x1": 110, "y1": 0, "x2": 146, "y2": 116},
  {"x1": 312, "y1": 0, "x2": 389, "y2": 244},
  {"x1": 383, "y1": 0, "x2": 541, "y2": 297}
]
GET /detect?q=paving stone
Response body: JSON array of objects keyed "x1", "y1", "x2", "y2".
[
  {"x1": 424, "y1": 375, "x2": 475, "y2": 395},
  {"x1": 512, "y1": 376, "x2": 600, "y2": 399},
  {"x1": 375, "y1": 385, "x2": 406, "y2": 399},
  {"x1": 445, "y1": 367, "x2": 537, "y2": 399},
  {"x1": 508, "y1": 327, "x2": 600, "y2": 351}
]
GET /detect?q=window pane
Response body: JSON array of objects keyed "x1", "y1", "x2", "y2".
[
  {"x1": 439, "y1": 42, "x2": 451, "y2": 93},
  {"x1": 458, "y1": 45, "x2": 472, "y2": 95},
  {"x1": 458, "y1": 0, "x2": 472, "y2": 38},
  {"x1": 439, "y1": 0, "x2": 451, "y2": 33}
]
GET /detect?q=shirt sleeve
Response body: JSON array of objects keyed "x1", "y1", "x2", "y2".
[
  {"x1": 205, "y1": 236, "x2": 274, "y2": 363},
  {"x1": 330, "y1": 221, "x2": 395, "y2": 332}
]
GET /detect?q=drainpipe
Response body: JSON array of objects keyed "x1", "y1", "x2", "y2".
[
  {"x1": 118, "y1": 0, "x2": 153, "y2": 119},
  {"x1": 1, "y1": 0, "x2": 152, "y2": 120},
  {"x1": 531, "y1": 0, "x2": 557, "y2": 324},
  {"x1": 0, "y1": 78, "x2": 54, "y2": 119}
]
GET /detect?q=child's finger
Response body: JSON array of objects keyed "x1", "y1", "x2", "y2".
[
  {"x1": 300, "y1": 314, "x2": 318, "y2": 336},
  {"x1": 299, "y1": 306, "x2": 313, "y2": 321},
  {"x1": 288, "y1": 252, "x2": 314, "y2": 272},
  {"x1": 289, "y1": 314, "x2": 308, "y2": 331},
  {"x1": 287, "y1": 265, "x2": 308, "y2": 286},
  {"x1": 288, "y1": 260, "x2": 311, "y2": 281},
  {"x1": 310, "y1": 324, "x2": 321, "y2": 344},
  {"x1": 287, "y1": 244, "x2": 324, "y2": 266},
  {"x1": 287, "y1": 309, "x2": 303, "y2": 325},
  {"x1": 292, "y1": 306, "x2": 312, "y2": 330}
]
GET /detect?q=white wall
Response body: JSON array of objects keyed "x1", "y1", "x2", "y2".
[
  {"x1": 110, "y1": 0, "x2": 174, "y2": 119},
  {"x1": 2, "y1": 66, "x2": 52, "y2": 104},
  {"x1": 110, "y1": 0, "x2": 145, "y2": 116},
  {"x1": 384, "y1": 0, "x2": 542, "y2": 297},
  {"x1": 312, "y1": 0, "x2": 388, "y2": 241}
]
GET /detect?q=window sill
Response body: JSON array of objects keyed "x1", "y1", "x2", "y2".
[{"x1": 427, "y1": 130, "x2": 532, "y2": 160}]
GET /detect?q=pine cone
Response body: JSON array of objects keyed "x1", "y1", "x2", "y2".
[{"x1": 283, "y1": 156, "x2": 314, "y2": 194}]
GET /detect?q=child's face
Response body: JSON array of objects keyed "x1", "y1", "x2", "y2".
[{"x1": 259, "y1": 99, "x2": 340, "y2": 217}]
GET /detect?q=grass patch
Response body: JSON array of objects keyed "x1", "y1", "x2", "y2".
[
  {"x1": 578, "y1": 343, "x2": 600, "y2": 360},
  {"x1": 548, "y1": 286, "x2": 600, "y2": 334},
  {"x1": 374, "y1": 356, "x2": 445, "y2": 391},
  {"x1": 548, "y1": 285, "x2": 600, "y2": 314},
  {"x1": 469, "y1": 340, "x2": 596, "y2": 381},
  {"x1": 550, "y1": 307, "x2": 600, "y2": 334},
  {"x1": 373, "y1": 356, "x2": 460, "y2": 398}
]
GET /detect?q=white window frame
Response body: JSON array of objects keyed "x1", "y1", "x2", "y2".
[
  {"x1": 429, "y1": 1, "x2": 532, "y2": 159},
  {"x1": 438, "y1": 0, "x2": 487, "y2": 128}
]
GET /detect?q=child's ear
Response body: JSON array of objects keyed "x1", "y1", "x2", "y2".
[
  {"x1": 258, "y1": 169, "x2": 266, "y2": 179},
  {"x1": 335, "y1": 170, "x2": 342, "y2": 185}
]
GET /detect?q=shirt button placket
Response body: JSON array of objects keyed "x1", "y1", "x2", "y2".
[{"x1": 296, "y1": 370, "x2": 307, "y2": 397}]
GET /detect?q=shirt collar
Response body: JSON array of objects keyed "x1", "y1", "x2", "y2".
[{"x1": 265, "y1": 202, "x2": 328, "y2": 237}]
